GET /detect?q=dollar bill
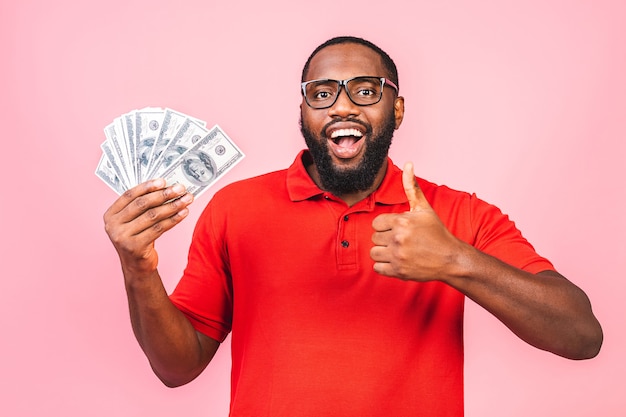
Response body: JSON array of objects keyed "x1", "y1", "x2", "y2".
[
  {"x1": 95, "y1": 154, "x2": 126, "y2": 195},
  {"x1": 102, "y1": 122, "x2": 132, "y2": 188},
  {"x1": 120, "y1": 111, "x2": 137, "y2": 184},
  {"x1": 145, "y1": 108, "x2": 205, "y2": 177},
  {"x1": 112, "y1": 116, "x2": 136, "y2": 185},
  {"x1": 160, "y1": 125, "x2": 244, "y2": 198},
  {"x1": 134, "y1": 107, "x2": 165, "y2": 183},
  {"x1": 96, "y1": 108, "x2": 243, "y2": 198},
  {"x1": 149, "y1": 117, "x2": 210, "y2": 179}
]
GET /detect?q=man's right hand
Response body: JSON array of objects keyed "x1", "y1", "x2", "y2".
[
  {"x1": 103, "y1": 179, "x2": 217, "y2": 387},
  {"x1": 103, "y1": 179, "x2": 194, "y2": 276}
]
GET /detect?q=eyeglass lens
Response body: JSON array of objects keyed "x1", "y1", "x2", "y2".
[{"x1": 304, "y1": 77, "x2": 385, "y2": 109}]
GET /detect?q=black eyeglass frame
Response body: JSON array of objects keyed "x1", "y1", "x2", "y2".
[{"x1": 301, "y1": 76, "x2": 399, "y2": 109}]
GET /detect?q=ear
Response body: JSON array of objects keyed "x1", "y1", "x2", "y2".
[{"x1": 393, "y1": 96, "x2": 405, "y2": 129}]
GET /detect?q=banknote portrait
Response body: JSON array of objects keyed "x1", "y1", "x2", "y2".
[{"x1": 182, "y1": 150, "x2": 216, "y2": 185}]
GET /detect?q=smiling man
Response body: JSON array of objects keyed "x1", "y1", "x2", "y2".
[
  {"x1": 104, "y1": 36, "x2": 602, "y2": 417},
  {"x1": 300, "y1": 41, "x2": 403, "y2": 206}
]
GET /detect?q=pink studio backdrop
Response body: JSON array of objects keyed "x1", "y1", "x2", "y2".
[{"x1": 1, "y1": 1, "x2": 624, "y2": 416}]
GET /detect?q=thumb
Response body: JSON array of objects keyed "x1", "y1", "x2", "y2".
[{"x1": 402, "y1": 162, "x2": 428, "y2": 211}]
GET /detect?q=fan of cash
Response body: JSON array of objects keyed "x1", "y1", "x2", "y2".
[{"x1": 95, "y1": 107, "x2": 245, "y2": 199}]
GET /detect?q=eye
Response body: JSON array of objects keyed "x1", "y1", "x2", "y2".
[
  {"x1": 349, "y1": 79, "x2": 381, "y2": 99},
  {"x1": 305, "y1": 80, "x2": 337, "y2": 103},
  {"x1": 355, "y1": 88, "x2": 375, "y2": 97},
  {"x1": 313, "y1": 90, "x2": 334, "y2": 100}
]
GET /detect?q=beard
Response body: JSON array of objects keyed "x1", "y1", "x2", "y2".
[{"x1": 299, "y1": 111, "x2": 396, "y2": 196}]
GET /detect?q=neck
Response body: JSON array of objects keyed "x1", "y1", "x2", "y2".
[{"x1": 305, "y1": 156, "x2": 388, "y2": 207}]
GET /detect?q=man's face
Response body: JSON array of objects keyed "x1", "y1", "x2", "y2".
[{"x1": 300, "y1": 43, "x2": 404, "y2": 195}]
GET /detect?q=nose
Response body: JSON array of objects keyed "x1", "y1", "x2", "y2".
[{"x1": 328, "y1": 85, "x2": 360, "y2": 118}]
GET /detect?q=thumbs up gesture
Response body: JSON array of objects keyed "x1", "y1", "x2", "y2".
[{"x1": 371, "y1": 162, "x2": 467, "y2": 281}]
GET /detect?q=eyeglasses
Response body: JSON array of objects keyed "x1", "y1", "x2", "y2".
[{"x1": 301, "y1": 76, "x2": 398, "y2": 109}]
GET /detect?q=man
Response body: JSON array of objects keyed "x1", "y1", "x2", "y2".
[{"x1": 104, "y1": 36, "x2": 602, "y2": 416}]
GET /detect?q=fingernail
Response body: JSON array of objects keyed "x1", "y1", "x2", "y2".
[{"x1": 172, "y1": 183, "x2": 185, "y2": 194}]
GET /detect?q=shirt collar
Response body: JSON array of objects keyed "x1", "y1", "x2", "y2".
[{"x1": 286, "y1": 150, "x2": 408, "y2": 205}]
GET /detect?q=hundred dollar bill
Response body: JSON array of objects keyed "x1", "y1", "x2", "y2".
[
  {"x1": 134, "y1": 107, "x2": 165, "y2": 183},
  {"x1": 95, "y1": 154, "x2": 126, "y2": 195},
  {"x1": 160, "y1": 124, "x2": 244, "y2": 198},
  {"x1": 145, "y1": 108, "x2": 205, "y2": 177},
  {"x1": 111, "y1": 115, "x2": 136, "y2": 185},
  {"x1": 149, "y1": 117, "x2": 210, "y2": 179},
  {"x1": 120, "y1": 111, "x2": 138, "y2": 185},
  {"x1": 101, "y1": 123, "x2": 132, "y2": 188}
]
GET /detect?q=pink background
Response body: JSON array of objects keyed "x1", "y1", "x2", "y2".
[{"x1": 1, "y1": 0, "x2": 624, "y2": 415}]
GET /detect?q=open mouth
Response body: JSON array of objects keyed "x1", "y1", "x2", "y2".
[
  {"x1": 330, "y1": 128, "x2": 363, "y2": 146},
  {"x1": 327, "y1": 127, "x2": 366, "y2": 159}
]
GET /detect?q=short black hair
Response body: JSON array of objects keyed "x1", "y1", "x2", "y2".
[{"x1": 301, "y1": 36, "x2": 399, "y2": 90}]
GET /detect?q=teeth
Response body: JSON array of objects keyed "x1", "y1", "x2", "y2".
[{"x1": 330, "y1": 128, "x2": 363, "y2": 139}]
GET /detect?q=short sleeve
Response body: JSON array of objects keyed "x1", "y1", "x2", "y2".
[
  {"x1": 469, "y1": 193, "x2": 555, "y2": 274},
  {"x1": 169, "y1": 199, "x2": 233, "y2": 342}
]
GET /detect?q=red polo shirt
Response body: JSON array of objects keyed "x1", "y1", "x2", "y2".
[{"x1": 170, "y1": 150, "x2": 554, "y2": 417}]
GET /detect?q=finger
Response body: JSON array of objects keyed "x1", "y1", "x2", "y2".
[
  {"x1": 104, "y1": 180, "x2": 193, "y2": 244},
  {"x1": 121, "y1": 182, "x2": 190, "y2": 223},
  {"x1": 106, "y1": 178, "x2": 168, "y2": 218},
  {"x1": 132, "y1": 189, "x2": 194, "y2": 236},
  {"x1": 372, "y1": 261, "x2": 394, "y2": 277},
  {"x1": 402, "y1": 162, "x2": 429, "y2": 212},
  {"x1": 371, "y1": 229, "x2": 391, "y2": 246},
  {"x1": 370, "y1": 245, "x2": 393, "y2": 276},
  {"x1": 137, "y1": 203, "x2": 192, "y2": 243},
  {"x1": 107, "y1": 192, "x2": 193, "y2": 254},
  {"x1": 369, "y1": 244, "x2": 390, "y2": 262},
  {"x1": 371, "y1": 213, "x2": 395, "y2": 232}
]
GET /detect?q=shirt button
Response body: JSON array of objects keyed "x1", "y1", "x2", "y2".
[
  {"x1": 324, "y1": 195, "x2": 330, "y2": 200},
  {"x1": 341, "y1": 240, "x2": 350, "y2": 248},
  {"x1": 343, "y1": 215, "x2": 349, "y2": 221}
]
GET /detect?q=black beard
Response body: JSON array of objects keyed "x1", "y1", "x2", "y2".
[{"x1": 299, "y1": 113, "x2": 396, "y2": 196}]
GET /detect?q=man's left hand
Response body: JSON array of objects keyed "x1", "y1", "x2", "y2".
[{"x1": 370, "y1": 162, "x2": 467, "y2": 281}]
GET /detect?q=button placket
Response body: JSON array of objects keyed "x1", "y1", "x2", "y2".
[{"x1": 337, "y1": 209, "x2": 357, "y2": 267}]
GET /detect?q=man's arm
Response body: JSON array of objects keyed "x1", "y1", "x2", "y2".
[
  {"x1": 104, "y1": 179, "x2": 219, "y2": 386},
  {"x1": 370, "y1": 163, "x2": 603, "y2": 360},
  {"x1": 442, "y1": 250, "x2": 601, "y2": 359}
]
